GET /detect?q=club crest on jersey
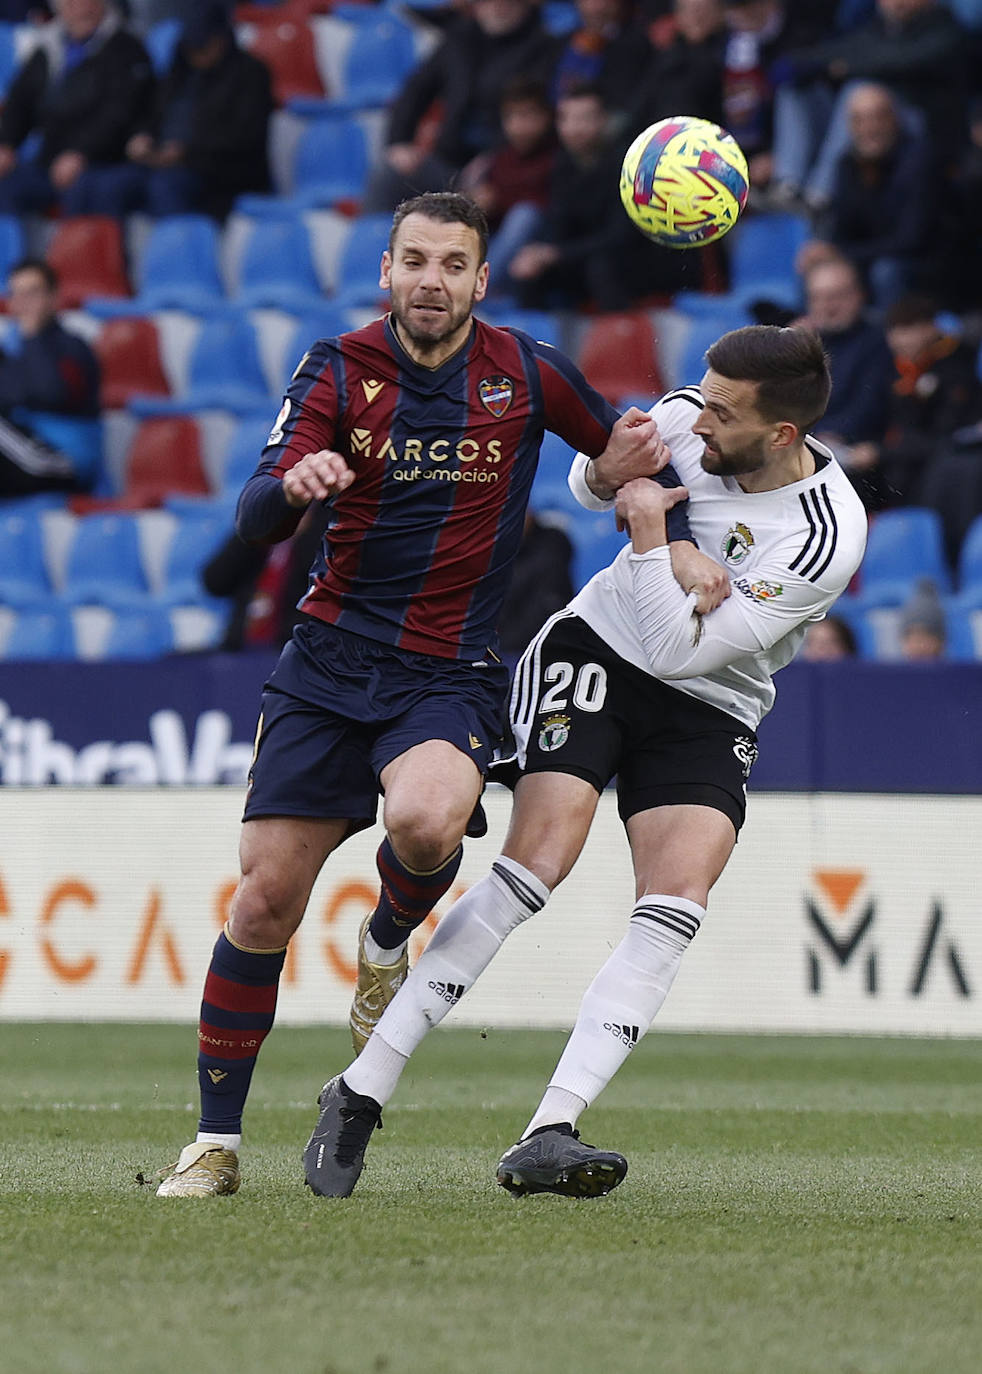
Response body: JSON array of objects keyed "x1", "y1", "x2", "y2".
[
  {"x1": 478, "y1": 375, "x2": 514, "y2": 417},
  {"x1": 722, "y1": 522, "x2": 754, "y2": 565},
  {"x1": 538, "y1": 713, "x2": 570, "y2": 752}
]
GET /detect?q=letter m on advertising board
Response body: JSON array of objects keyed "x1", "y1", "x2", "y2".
[{"x1": 806, "y1": 870, "x2": 877, "y2": 995}]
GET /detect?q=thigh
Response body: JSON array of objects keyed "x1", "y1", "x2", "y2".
[
  {"x1": 379, "y1": 737, "x2": 483, "y2": 842},
  {"x1": 626, "y1": 804, "x2": 736, "y2": 907},
  {"x1": 500, "y1": 769, "x2": 601, "y2": 892},
  {"x1": 244, "y1": 687, "x2": 379, "y2": 834}
]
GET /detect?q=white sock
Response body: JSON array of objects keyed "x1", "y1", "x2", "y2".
[
  {"x1": 523, "y1": 895, "x2": 705, "y2": 1133},
  {"x1": 364, "y1": 930, "x2": 404, "y2": 966},
  {"x1": 343, "y1": 1034, "x2": 407, "y2": 1104},
  {"x1": 522, "y1": 1087, "x2": 587, "y2": 1138},
  {"x1": 196, "y1": 1131, "x2": 241, "y2": 1151},
  {"x1": 343, "y1": 856, "x2": 549, "y2": 1104}
]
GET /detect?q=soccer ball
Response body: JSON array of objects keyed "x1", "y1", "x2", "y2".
[{"x1": 619, "y1": 116, "x2": 749, "y2": 250}]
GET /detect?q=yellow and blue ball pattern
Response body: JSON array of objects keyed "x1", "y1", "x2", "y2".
[{"x1": 620, "y1": 116, "x2": 749, "y2": 249}]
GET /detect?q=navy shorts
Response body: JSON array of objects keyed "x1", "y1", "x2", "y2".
[{"x1": 244, "y1": 617, "x2": 510, "y2": 833}]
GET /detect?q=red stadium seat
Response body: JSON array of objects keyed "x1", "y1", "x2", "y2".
[
  {"x1": 95, "y1": 317, "x2": 170, "y2": 410},
  {"x1": 46, "y1": 216, "x2": 131, "y2": 308},
  {"x1": 123, "y1": 416, "x2": 209, "y2": 508},
  {"x1": 576, "y1": 311, "x2": 665, "y2": 406},
  {"x1": 245, "y1": 19, "x2": 325, "y2": 105},
  {"x1": 236, "y1": 0, "x2": 331, "y2": 21}
]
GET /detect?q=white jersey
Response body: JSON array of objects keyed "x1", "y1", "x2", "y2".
[{"x1": 567, "y1": 386, "x2": 868, "y2": 730}]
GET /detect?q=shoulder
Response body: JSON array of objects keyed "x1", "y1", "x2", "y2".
[
  {"x1": 785, "y1": 455, "x2": 867, "y2": 588},
  {"x1": 650, "y1": 386, "x2": 705, "y2": 446}
]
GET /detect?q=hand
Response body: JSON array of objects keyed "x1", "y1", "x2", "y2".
[
  {"x1": 614, "y1": 477, "x2": 688, "y2": 551},
  {"x1": 155, "y1": 140, "x2": 184, "y2": 169},
  {"x1": 508, "y1": 242, "x2": 559, "y2": 281},
  {"x1": 386, "y1": 143, "x2": 423, "y2": 176},
  {"x1": 126, "y1": 133, "x2": 154, "y2": 163},
  {"x1": 0, "y1": 144, "x2": 16, "y2": 178},
  {"x1": 49, "y1": 150, "x2": 86, "y2": 190},
  {"x1": 588, "y1": 407, "x2": 671, "y2": 498},
  {"x1": 282, "y1": 450, "x2": 355, "y2": 508},
  {"x1": 669, "y1": 542, "x2": 731, "y2": 614}
]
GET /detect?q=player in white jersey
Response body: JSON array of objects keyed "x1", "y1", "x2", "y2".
[{"x1": 303, "y1": 325, "x2": 868, "y2": 1200}]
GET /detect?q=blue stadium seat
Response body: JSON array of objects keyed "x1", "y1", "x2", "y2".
[
  {"x1": 243, "y1": 116, "x2": 369, "y2": 213},
  {"x1": 860, "y1": 507, "x2": 952, "y2": 598},
  {"x1": 530, "y1": 431, "x2": 582, "y2": 519},
  {"x1": 292, "y1": 116, "x2": 370, "y2": 208},
  {"x1": 62, "y1": 513, "x2": 149, "y2": 608},
  {"x1": 332, "y1": 214, "x2": 393, "y2": 308},
  {"x1": 145, "y1": 17, "x2": 182, "y2": 74},
  {"x1": 956, "y1": 513, "x2": 982, "y2": 591},
  {"x1": 2, "y1": 606, "x2": 76, "y2": 660},
  {"x1": 677, "y1": 315, "x2": 746, "y2": 387},
  {"x1": 570, "y1": 514, "x2": 628, "y2": 590},
  {"x1": 89, "y1": 216, "x2": 225, "y2": 317},
  {"x1": 101, "y1": 606, "x2": 174, "y2": 660},
  {"x1": 0, "y1": 213, "x2": 24, "y2": 281},
  {"x1": 130, "y1": 312, "x2": 272, "y2": 416},
  {"x1": 332, "y1": 16, "x2": 416, "y2": 110},
  {"x1": 235, "y1": 213, "x2": 323, "y2": 310},
  {"x1": 479, "y1": 306, "x2": 564, "y2": 350},
  {"x1": 943, "y1": 603, "x2": 981, "y2": 661},
  {"x1": 0, "y1": 23, "x2": 18, "y2": 101},
  {"x1": 0, "y1": 505, "x2": 51, "y2": 607},
  {"x1": 218, "y1": 414, "x2": 277, "y2": 494},
  {"x1": 729, "y1": 212, "x2": 810, "y2": 293},
  {"x1": 160, "y1": 511, "x2": 228, "y2": 606}
]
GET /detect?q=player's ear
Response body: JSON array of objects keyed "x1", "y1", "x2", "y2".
[
  {"x1": 379, "y1": 251, "x2": 393, "y2": 289},
  {"x1": 474, "y1": 260, "x2": 489, "y2": 303},
  {"x1": 772, "y1": 420, "x2": 799, "y2": 450}
]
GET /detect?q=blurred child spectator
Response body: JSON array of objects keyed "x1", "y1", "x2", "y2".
[
  {"x1": 808, "y1": 83, "x2": 934, "y2": 309},
  {"x1": 0, "y1": 0, "x2": 153, "y2": 216},
  {"x1": 798, "y1": 257, "x2": 895, "y2": 486},
  {"x1": 898, "y1": 577, "x2": 946, "y2": 660},
  {"x1": 121, "y1": 2, "x2": 272, "y2": 219},
  {"x1": 0, "y1": 258, "x2": 101, "y2": 497},
  {"x1": 801, "y1": 613, "x2": 858, "y2": 660},
  {"x1": 460, "y1": 77, "x2": 556, "y2": 287},
  {"x1": 847, "y1": 294, "x2": 982, "y2": 508},
  {"x1": 362, "y1": 0, "x2": 560, "y2": 213}
]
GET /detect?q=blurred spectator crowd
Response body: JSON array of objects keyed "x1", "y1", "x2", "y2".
[{"x1": 0, "y1": 0, "x2": 981, "y2": 665}]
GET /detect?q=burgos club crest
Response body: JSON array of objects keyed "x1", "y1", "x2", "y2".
[
  {"x1": 478, "y1": 375, "x2": 514, "y2": 417},
  {"x1": 722, "y1": 521, "x2": 754, "y2": 565},
  {"x1": 538, "y1": 713, "x2": 570, "y2": 752}
]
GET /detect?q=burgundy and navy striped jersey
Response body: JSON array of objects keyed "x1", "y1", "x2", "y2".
[{"x1": 237, "y1": 316, "x2": 678, "y2": 660}]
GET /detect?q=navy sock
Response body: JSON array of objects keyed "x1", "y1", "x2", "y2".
[
  {"x1": 197, "y1": 927, "x2": 286, "y2": 1135},
  {"x1": 368, "y1": 836, "x2": 462, "y2": 949}
]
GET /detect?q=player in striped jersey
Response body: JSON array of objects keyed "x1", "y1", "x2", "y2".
[
  {"x1": 309, "y1": 326, "x2": 868, "y2": 1199},
  {"x1": 156, "y1": 191, "x2": 722, "y2": 1199}
]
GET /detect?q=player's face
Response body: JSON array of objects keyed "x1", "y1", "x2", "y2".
[
  {"x1": 381, "y1": 214, "x2": 488, "y2": 362},
  {"x1": 693, "y1": 371, "x2": 777, "y2": 476}
]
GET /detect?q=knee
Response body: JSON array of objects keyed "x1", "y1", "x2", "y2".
[
  {"x1": 229, "y1": 866, "x2": 308, "y2": 948},
  {"x1": 385, "y1": 802, "x2": 463, "y2": 871}
]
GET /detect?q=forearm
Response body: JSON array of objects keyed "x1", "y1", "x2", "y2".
[
  {"x1": 236, "y1": 471, "x2": 304, "y2": 544},
  {"x1": 630, "y1": 551, "x2": 765, "y2": 677}
]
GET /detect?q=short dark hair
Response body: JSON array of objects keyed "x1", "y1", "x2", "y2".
[
  {"x1": 884, "y1": 293, "x2": 937, "y2": 330},
  {"x1": 500, "y1": 75, "x2": 551, "y2": 112},
  {"x1": 390, "y1": 192, "x2": 489, "y2": 265},
  {"x1": 9, "y1": 257, "x2": 58, "y2": 292},
  {"x1": 705, "y1": 325, "x2": 832, "y2": 433}
]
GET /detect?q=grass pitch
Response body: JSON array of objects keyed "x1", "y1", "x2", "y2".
[{"x1": 2, "y1": 1025, "x2": 980, "y2": 1374}]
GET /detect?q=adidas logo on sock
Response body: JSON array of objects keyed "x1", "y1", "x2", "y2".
[
  {"x1": 604, "y1": 1022, "x2": 640, "y2": 1049},
  {"x1": 428, "y1": 980, "x2": 465, "y2": 1004}
]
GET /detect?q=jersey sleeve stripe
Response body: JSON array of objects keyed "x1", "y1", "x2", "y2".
[
  {"x1": 789, "y1": 491, "x2": 819, "y2": 572},
  {"x1": 798, "y1": 485, "x2": 834, "y2": 579},
  {"x1": 807, "y1": 484, "x2": 840, "y2": 582},
  {"x1": 662, "y1": 386, "x2": 704, "y2": 411}
]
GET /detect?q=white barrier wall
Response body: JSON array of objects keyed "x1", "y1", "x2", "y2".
[{"x1": 1, "y1": 788, "x2": 979, "y2": 1035}]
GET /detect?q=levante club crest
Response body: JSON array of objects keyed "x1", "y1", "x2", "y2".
[{"x1": 478, "y1": 376, "x2": 514, "y2": 417}]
